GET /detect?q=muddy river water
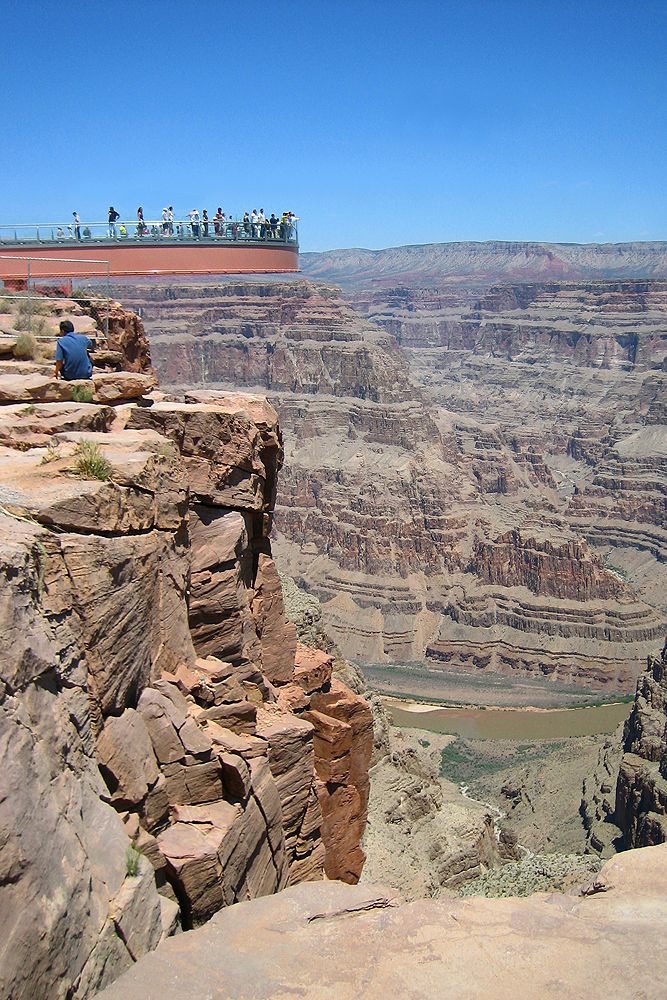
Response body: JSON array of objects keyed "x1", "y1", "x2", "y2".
[{"x1": 385, "y1": 700, "x2": 631, "y2": 740}]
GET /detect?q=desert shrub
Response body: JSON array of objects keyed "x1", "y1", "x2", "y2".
[
  {"x1": 14, "y1": 300, "x2": 51, "y2": 332},
  {"x1": 125, "y1": 845, "x2": 141, "y2": 877},
  {"x1": 13, "y1": 332, "x2": 38, "y2": 359},
  {"x1": 40, "y1": 441, "x2": 62, "y2": 464},
  {"x1": 74, "y1": 440, "x2": 112, "y2": 481},
  {"x1": 14, "y1": 313, "x2": 31, "y2": 331},
  {"x1": 71, "y1": 384, "x2": 94, "y2": 403}
]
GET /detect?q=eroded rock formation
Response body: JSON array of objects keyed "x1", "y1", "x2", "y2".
[
  {"x1": 615, "y1": 642, "x2": 667, "y2": 847},
  {"x1": 113, "y1": 276, "x2": 666, "y2": 691},
  {"x1": 0, "y1": 304, "x2": 373, "y2": 999}
]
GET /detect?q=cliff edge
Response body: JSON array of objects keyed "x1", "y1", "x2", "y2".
[
  {"x1": 615, "y1": 641, "x2": 667, "y2": 847},
  {"x1": 98, "y1": 843, "x2": 667, "y2": 1000},
  {"x1": 0, "y1": 299, "x2": 372, "y2": 999}
]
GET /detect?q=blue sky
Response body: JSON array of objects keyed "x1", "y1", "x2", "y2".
[{"x1": 3, "y1": 0, "x2": 666, "y2": 251}]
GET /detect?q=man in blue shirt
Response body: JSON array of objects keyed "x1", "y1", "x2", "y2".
[{"x1": 54, "y1": 320, "x2": 94, "y2": 380}]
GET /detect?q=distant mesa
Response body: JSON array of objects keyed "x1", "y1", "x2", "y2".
[{"x1": 300, "y1": 240, "x2": 667, "y2": 288}]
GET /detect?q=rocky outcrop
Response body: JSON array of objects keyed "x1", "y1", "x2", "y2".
[
  {"x1": 615, "y1": 642, "x2": 667, "y2": 847},
  {"x1": 362, "y1": 730, "x2": 515, "y2": 898},
  {"x1": 581, "y1": 739, "x2": 623, "y2": 855},
  {"x1": 85, "y1": 297, "x2": 155, "y2": 374},
  {"x1": 0, "y1": 335, "x2": 372, "y2": 998},
  {"x1": 98, "y1": 844, "x2": 667, "y2": 1000},
  {"x1": 279, "y1": 574, "x2": 515, "y2": 894},
  {"x1": 0, "y1": 370, "x2": 156, "y2": 404},
  {"x1": 472, "y1": 530, "x2": 622, "y2": 601}
]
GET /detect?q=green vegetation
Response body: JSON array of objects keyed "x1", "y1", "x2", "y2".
[
  {"x1": 459, "y1": 852, "x2": 603, "y2": 898},
  {"x1": 71, "y1": 384, "x2": 94, "y2": 403},
  {"x1": 125, "y1": 846, "x2": 141, "y2": 877},
  {"x1": 14, "y1": 299, "x2": 50, "y2": 332},
  {"x1": 74, "y1": 440, "x2": 112, "y2": 481},
  {"x1": 40, "y1": 441, "x2": 62, "y2": 464},
  {"x1": 22, "y1": 403, "x2": 37, "y2": 415},
  {"x1": 13, "y1": 332, "x2": 38, "y2": 360},
  {"x1": 440, "y1": 737, "x2": 567, "y2": 787},
  {"x1": 602, "y1": 554, "x2": 630, "y2": 583}
]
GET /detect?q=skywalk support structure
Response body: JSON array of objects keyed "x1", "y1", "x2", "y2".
[{"x1": 0, "y1": 220, "x2": 299, "y2": 287}]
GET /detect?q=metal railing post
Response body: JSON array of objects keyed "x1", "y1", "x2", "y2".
[
  {"x1": 105, "y1": 261, "x2": 110, "y2": 344},
  {"x1": 27, "y1": 258, "x2": 32, "y2": 333}
]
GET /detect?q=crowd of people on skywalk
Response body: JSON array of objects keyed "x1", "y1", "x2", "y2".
[
  {"x1": 59, "y1": 207, "x2": 298, "y2": 242},
  {"x1": 102, "y1": 206, "x2": 298, "y2": 241}
]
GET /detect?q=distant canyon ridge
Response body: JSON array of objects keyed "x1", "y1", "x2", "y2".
[
  {"x1": 300, "y1": 239, "x2": 667, "y2": 288},
  {"x1": 106, "y1": 240, "x2": 667, "y2": 693}
]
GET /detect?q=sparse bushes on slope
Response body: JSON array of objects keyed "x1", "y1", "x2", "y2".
[
  {"x1": 71, "y1": 384, "x2": 94, "y2": 403},
  {"x1": 13, "y1": 332, "x2": 38, "y2": 359},
  {"x1": 74, "y1": 440, "x2": 112, "y2": 481}
]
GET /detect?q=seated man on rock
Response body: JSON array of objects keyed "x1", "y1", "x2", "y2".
[{"x1": 54, "y1": 320, "x2": 94, "y2": 381}]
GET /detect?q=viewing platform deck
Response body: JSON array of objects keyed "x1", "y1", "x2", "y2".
[{"x1": 0, "y1": 220, "x2": 299, "y2": 284}]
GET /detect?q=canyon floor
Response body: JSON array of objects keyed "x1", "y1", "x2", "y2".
[{"x1": 363, "y1": 660, "x2": 628, "y2": 706}]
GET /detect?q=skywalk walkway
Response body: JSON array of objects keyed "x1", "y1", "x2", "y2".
[{"x1": 0, "y1": 219, "x2": 299, "y2": 285}]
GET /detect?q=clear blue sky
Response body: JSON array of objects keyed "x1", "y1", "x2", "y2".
[{"x1": 3, "y1": 0, "x2": 665, "y2": 251}]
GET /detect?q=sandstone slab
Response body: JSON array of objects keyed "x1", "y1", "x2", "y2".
[
  {"x1": 98, "y1": 844, "x2": 667, "y2": 1000},
  {"x1": 127, "y1": 402, "x2": 278, "y2": 509},
  {"x1": 96, "y1": 709, "x2": 159, "y2": 807},
  {"x1": 0, "y1": 372, "x2": 93, "y2": 403},
  {"x1": 92, "y1": 371, "x2": 156, "y2": 403},
  {"x1": 250, "y1": 554, "x2": 297, "y2": 685},
  {"x1": 294, "y1": 642, "x2": 333, "y2": 693}
]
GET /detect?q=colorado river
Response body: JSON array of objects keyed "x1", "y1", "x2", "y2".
[{"x1": 384, "y1": 699, "x2": 631, "y2": 740}]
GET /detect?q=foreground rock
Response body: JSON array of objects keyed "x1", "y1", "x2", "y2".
[
  {"x1": 0, "y1": 370, "x2": 155, "y2": 404},
  {"x1": 98, "y1": 844, "x2": 667, "y2": 1000},
  {"x1": 0, "y1": 365, "x2": 372, "y2": 997}
]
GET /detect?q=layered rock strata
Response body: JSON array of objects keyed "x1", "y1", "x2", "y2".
[
  {"x1": 0, "y1": 321, "x2": 372, "y2": 998},
  {"x1": 615, "y1": 642, "x2": 667, "y2": 847},
  {"x1": 106, "y1": 277, "x2": 666, "y2": 690},
  {"x1": 358, "y1": 279, "x2": 667, "y2": 367}
]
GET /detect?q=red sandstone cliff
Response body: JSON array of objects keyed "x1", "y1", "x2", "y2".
[
  {"x1": 0, "y1": 313, "x2": 373, "y2": 998},
  {"x1": 471, "y1": 530, "x2": 622, "y2": 601}
]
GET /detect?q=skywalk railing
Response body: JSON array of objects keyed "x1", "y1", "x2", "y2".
[{"x1": 0, "y1": 218, "x2": 299, "y2": 246}]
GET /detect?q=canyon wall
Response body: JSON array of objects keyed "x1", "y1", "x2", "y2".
[
  {"x1": 115, "y1": 277, "x2": 666, "y2": 691},
  {"x1": 0, "y1": 298, "x2": 372, "y2": 999},
  {"x1": 615, "y1": 642, "x2": 667, "y2": 848}
]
